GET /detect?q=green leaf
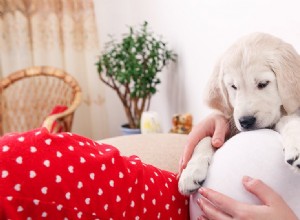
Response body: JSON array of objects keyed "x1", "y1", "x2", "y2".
[{"x1": 95, "y1": 21, "x2": 177, "y2": 127}]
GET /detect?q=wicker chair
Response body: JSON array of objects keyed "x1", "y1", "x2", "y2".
[{"x1": 0, "y1": 66, "x2": 82, "y2": 135}]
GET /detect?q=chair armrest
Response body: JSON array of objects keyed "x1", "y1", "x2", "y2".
[{"x1": 42, "y1": 92, "x2": 82, "y2": 132}]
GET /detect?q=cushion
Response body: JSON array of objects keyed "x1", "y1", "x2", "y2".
[{"x1": 100, "y1": 133, "x2": 188, "y2": 173}]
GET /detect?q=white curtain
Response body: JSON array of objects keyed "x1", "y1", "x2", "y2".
[{"x1": 0, "y1": 0, "x2": 109, "y2": 139}]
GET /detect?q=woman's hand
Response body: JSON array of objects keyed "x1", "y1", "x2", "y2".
[
  {"x1": 178, "y1": 113, "x2": 229, "y2": 176},
  {"x1": 197, "y1": 176, "x2": 298, "y2": 220}
]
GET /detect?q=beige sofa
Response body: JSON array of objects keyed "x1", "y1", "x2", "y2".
[{"x1": 99, "y1": 133, "x2": 188, "y2": 173}]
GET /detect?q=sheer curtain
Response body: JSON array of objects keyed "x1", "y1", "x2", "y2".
[{"x1": 0, "y1": 0, "x2": 109, "y2": 139}]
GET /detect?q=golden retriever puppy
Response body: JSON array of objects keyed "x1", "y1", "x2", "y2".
[{"x1": 178, "y1": 33, "x2": 300, "y2": 195}]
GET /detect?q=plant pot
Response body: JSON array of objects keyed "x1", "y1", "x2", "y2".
[{"x1": 120, "y1": 124, "x2": 141, "y2": 135}]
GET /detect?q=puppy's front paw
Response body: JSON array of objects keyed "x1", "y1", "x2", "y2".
[
  {"x1": 178, "y1": 157, "x2": 210, "y2": 195},
  {"x1": 277, "y1": 116, "x2": 300, "y2": 171},
  {"x1": 285, "y1": 145, "x2": 300, "y2": 171}
]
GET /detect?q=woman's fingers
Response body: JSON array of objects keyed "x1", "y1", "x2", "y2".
[
  {"x1": 211, "y1": 120, "x2": 227, "y2": 148},
  {"x1": 242, "y1": 176, "x2": 282, "y2": 206},
  {"x1": 197, "y1": 196, "x2": 232, "y2": 220},
  {"x1": 199, "y1": 187, "x2": 244, "y2": 216},
  {"x1": 198, "y1": 177, "x2": 298, "y2": 220},
  {"x1": 211, "y1": 115, "x2": 229, "y2": 148},
  {"x1": 177, "y1": 155, "x2": 185, "y2": 178}
]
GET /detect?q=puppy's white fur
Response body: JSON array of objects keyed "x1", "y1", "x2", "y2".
[{"x1": 179, "y1": 33, "x2": 300, "y2": 195}]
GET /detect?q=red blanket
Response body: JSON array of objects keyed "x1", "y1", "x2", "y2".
[{"x1": 0, "y1": 128, "x2": 189, "y2": 219}]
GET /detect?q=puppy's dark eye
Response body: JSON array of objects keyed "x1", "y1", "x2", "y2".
[
  {"x1": 231, "y1": 84, "x2": 237, "y2": 90},
  {"x1": 257, "y1": 81, "x2": 269, "y2": 89}
]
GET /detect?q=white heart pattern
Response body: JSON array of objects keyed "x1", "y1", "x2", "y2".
[
  {"x1": 30, "y1": 171, "x2": 36, "y2": 178},
  {"x1": 56, "y1": 151, "x2": 62, "y2": 158},
  {"x1": 80, "y1": 157, "x2": 86, "y2": 163},
  {"x1": 85, "y1": 198, "x2": 90, "y2": 205},
  {"x1": 68, "y1": 166, "x2": 74, "y2": 173},
  {"x1": 98, "y1": 188, "x2": 103, "y2": 196},
  {"x1": 43, "y1": 160, "x2": 50, "y2": 167},
  {"x1": 65, "y1": 192, "x2": 71, "y2": 200},
  {"x1": 30, "y1": 146, "x2": 37, "y2": 153},
  {"x1": 2, "y1": 170, "x2": 8, "y2": 178},
  {"x1": 45, "y1": 139, "x2": 52, "y2": 145},
  {"x1": 77, "y1": 181, "x2": 83, "y2": 189},
  {"x1": 14, "y1": 184, "x2": 21, "y2": 191},
  {"x1": 56, "y1": 175, "x2": 62, "y2": 183},
  {"x1": 41, "y1": 212, "x2": 47, "y2": 217},
  {"x1": 16, "y1": 156, "x2": 23, "y2": 164},
  {"x1": 165, "y1": 204, "x2": 170, "y2": 210},
  {"x1": 104, "y1": 204, "x2": 108, "y2": 211},
  {"x1": 57, "y1": 204, "x2": 63, "y2": 210},
  {"x1": 33, "y1": 199, "x2": 40, "y2": 205},
  {"x1": 90, "y1": 173, "x2": 95, "y2": 180},
  {"x1": 2, "y1": 145, "x2": 9, "y2": 152},
  {"x1": 17, "y1": 137, "x2": 25, "y2": 142},
  {"x1": 41, "y1": 187, "x2": 48, "y2": 195},
  {"x1": 17, "y1": 206, "x2": 24, "y2": 212},
  {"x1": 130, "y1": 201, "x2": 135, "y2": 208}
]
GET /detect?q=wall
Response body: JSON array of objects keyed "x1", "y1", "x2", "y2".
[{"x1": 94, "y1": 0, "x2": 300, "y2": 137}]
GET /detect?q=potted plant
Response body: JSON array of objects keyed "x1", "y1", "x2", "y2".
[{"x1": 96, "y1": 21, "x2": 176, "y2": 133}]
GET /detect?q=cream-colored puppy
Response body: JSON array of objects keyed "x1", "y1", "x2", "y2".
[{"x1": 179, "y1": 33, "x2": 300, "y2": 195}]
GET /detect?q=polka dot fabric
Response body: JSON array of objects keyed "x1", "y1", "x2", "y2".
[{"x1": 0, "y1": 128, "x2": 189, "y2": 219}]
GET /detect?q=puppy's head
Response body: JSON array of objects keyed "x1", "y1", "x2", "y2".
[{"x1": 205, "y1": 33, "x2": 300, "y2": 131}]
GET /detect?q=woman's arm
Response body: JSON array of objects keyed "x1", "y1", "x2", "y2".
[{"x1": 178, "y1": 113, "x2": 229, "y2": 176}]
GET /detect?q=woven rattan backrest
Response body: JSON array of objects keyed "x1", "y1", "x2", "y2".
[{"x1": 0, "y1": 66, "x2": 81, "y2": 135}]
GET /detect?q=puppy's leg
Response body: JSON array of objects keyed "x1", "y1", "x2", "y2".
[
  {"x1": 276, "y1": 114, "x2": 300, "y2": 171},
  {"x1": 178, "y1": 137, "x2": 215, "y2": 195}
]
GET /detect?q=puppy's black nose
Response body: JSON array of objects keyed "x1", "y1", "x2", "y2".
[{"x1": 239, "y1": 116, "x2": 256, "y2": 129}]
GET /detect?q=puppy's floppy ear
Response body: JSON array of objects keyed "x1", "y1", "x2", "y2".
[
  {"x1": 204, "y1": 59, "x2": 233, "y2": 118},
  {"x1": 270, "y1": 41, "x2": 300, "y2": 114}
]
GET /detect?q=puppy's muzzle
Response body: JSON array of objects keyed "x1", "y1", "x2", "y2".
[{"x1": 239, "y1": 116, "x2": 256, "y2": 129}]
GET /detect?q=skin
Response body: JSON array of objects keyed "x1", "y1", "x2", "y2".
[
  {"x1": 178, "y1": 112, "x2": 229, "y2": 177},
  {"x1": 178, "y1": 113, "x2": 297, "y2": 219},
  {"x1": 197, "y1": 176, "x2": 298, "y2": 220}
]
